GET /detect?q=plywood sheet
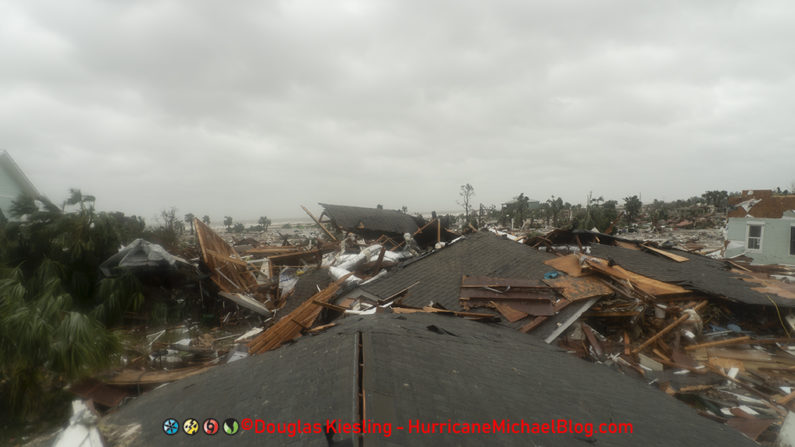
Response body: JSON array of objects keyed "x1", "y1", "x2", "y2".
[
  {"x1": 584, "y1": 257, "x2": 690, "y2": 296},
  {"x1": 543, "y1": 275, "x2": 613, "y2": 302},
  {"x1": 543, "y1": 254, "x2": 587, "y2": 277}
]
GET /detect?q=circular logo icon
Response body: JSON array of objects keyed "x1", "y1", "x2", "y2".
[
  {"x1": 163, "y1": 418, "x2": 179, "y2": 435},
  {"x1": 203, "y1": 418, "x2": 219, "y2": 435},
  {"x1": 183, "y1": 418, "x2": 199, "y2": 435},
  {"x1": 223, "y1": 418, "x2": 239, "y2": 435}
]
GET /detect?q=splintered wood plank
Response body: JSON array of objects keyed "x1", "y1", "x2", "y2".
[
  {"x1": 641, "y1": 244, "x2": 690, "y2": 262},
  {"x1": 301, "y1": 205, "x2": 338, "y2": 241},
  {"x1": 615, "y1": 240, "x2": 641, "y2": 250},
  {"x1": 584, "y1": 257, "x2": 690, "y2": 296},
  {"x1": 249, "y1": 273, "x2": 351, "y2": 354},
  {"x1": 684, "y1": 336, "x2": 751, "y2": 351},
  {"x1": 543, "y1": 275, "x2": 613, "y2": 302},
  {"x1": 632, "y1": 301, "x2": 708, "y2": 354},
  {"x1": 194, "y1": 218, "x2": 259, "y2": 294},
  {"x1": 106, "y1": 366, "x2": 212, "y2": 386},
  {"x1": 543, "y1": 254, "x2": 588, "y2": 277}
]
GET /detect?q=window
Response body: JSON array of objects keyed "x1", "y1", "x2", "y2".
[
  {"x1": 791, "y1": 226, "x2": 795, "y2": 255},
  {"x1": 747, "y1": 224, "x2": 763, "y2": 250}
]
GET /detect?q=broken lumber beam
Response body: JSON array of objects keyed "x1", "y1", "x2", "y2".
[
  {"x1": 312, "y1": 299, "x2": 348, "y2": 313},
  {"x1": 641, "y1": 244, "x2": 690, "y2": 263},
  {"x1": 249, "y1": 273, "x2": 351, "y2": 354},
  {"x1": 301, "y1": 205, "x2": 337, "y2": 241},
  {"x1": 684, "y1": 335, "x2": 752, "y2": 351},
  {"x1": 632, "y1": 301, "x2": 708, "y2": 354}
]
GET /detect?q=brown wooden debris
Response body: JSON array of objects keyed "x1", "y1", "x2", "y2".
[
  {"x1": 194, "y1": 218, "x2": 261, "y2": 295},
  {"x1": 249, "y1": 273, "x2": 351, "y2": 355},
  {"x1": 632, "y1": 301, "x2": 708, "y2": 354}
]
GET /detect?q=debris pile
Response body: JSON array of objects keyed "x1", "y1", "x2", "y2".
[
  {"x1": 519, "y1": 231, "x2": 795, "y2": 443},
  {"x1": 50, "y1": 202, "x2": 795, "y2": 446}
]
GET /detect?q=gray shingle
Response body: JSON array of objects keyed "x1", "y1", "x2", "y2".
[
  {"x1": 359, "y1": 231, "x2": 555, "y2": 310},
  {"x1": 104, "y1": 313, "x2": 757, "y2": 447},
  {"x1": 320, "y1": 203, "x2": 419, "y2": 235}
]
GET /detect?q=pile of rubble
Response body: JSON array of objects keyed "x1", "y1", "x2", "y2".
[{"x1": 61, "y1": 204, "x2": 795, "y2": 445}]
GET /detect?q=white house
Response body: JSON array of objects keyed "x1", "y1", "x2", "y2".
[{"x1": 724, "y1": 189, "x2": 795, "y2": 265}]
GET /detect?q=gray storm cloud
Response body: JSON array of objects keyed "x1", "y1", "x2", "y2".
[{"x1": 1, "y1": 0, "x2": 793, "y2": 221}]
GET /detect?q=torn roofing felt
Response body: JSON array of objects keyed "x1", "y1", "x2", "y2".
[
  {"x1": 319, "y1": 203, "x2": 419, "y2": 235},
  {"x1": 589, "y1": 244, "x2": 795, "y2": 307},
  {"x1": 103, "y1": 313, "x2": 755, "y2": 447},
  {"x1": 357, "y1": 231, "x2": 555, "y2": 312}
]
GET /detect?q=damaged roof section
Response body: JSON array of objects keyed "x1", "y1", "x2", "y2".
[
  {"x1": 319, "y1": 203, "x2": 419, "y2": 236},
  {"x1": 589, "y1": 243, "x2": 795, "y2": 307},
  {"x1": 728, "y1": 189, "x2": 795, "y2": 218}
]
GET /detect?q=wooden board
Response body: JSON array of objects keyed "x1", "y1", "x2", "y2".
[
  {"x1": 249, "y1": 274, "x2": 350, "y2": 354},
  {"x1": 194, "y1": 219, "x2": 259, "y2": 294},
  {"x1": 492, "y1": 301, "x2": 529, "y2": 322},
  {"x1": 641, "y1": 244, "x2": 690, "y2": 263},
  {"x1": 584, "y1": 257, "x2": 690, "y2": 296},
  {"x1": 543, "y1": 275, "x2": 613, "y2": 302},
  {"x1": 615, "y1": 240, "x2": 641, "y2": 250},
  {"x1": 106, "y1": 366, "x2": 212, "y2": 386},
  {"x1": 543, "y1": 254, "x2": 587, "y2": 277}
]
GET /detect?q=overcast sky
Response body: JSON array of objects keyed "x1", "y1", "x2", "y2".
[{"x1": 2, "y1": 1, "x2": 794, "y2": 222}]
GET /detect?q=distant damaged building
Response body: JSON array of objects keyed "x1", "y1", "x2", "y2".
[
  {"x1": 319, "y1": 203, "x2": 420, "y2": 239},
  {"x1": 725, "y1": 189, "x2": 795, "y2": 265},
  {"x1": 317, "y1": 203, "x2": 458, "y2": 248}
]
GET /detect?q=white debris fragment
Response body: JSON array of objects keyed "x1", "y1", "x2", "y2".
[{"x1": 53, "y1": 401, "x2": 104, "y2": 447}]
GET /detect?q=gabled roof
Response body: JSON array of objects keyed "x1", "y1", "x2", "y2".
[
  {"x1": 359, "y1": 231, "x2": 554, "y2": 311},
  {"x1": 319, "y1": 203, "x2": 419, "y2": 235},
  {"x1": 103, "y1": 313, "x2": 755, "y2": 446}
]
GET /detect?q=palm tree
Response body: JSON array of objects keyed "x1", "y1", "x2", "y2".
[
  {"x1": 202, "y1": 215, "x2": 211, "y2": 225},
  {"x1": 224, "y1": 216, "x2": 233, "y2": 230},
  {"x1": 184, "y1": 213, "x2": 195, "y2": 234},
  {"x1": 1, "y1": 191, "x2": 144, "y2": 420},
  {"x1": 258, "y1": 216, "x2": 271, "y2": 231}
]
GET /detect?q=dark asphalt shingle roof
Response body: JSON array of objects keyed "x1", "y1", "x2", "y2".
[
  {"x1": 320, "y1": 203, "x2": 419, "y2": 235},
  {"x1": 359, "y1": 231, "x2": 555, "y2": 311},
  {"x1": 104, "y1": 313, "x2": 755, "y2": 446},
  {"x1": 589, "y1": 244, "x2": 795, "y2": 307},
  {"x1": 277, "y1": 268, "x2": 333, "y2": 318}
]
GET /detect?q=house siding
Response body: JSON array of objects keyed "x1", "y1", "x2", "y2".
[{"x1": 726, "y1": 216, "x2": 795, "y2": 265}]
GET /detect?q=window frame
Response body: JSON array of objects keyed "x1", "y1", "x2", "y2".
[{"x1": 746, "y1": 222, "x2": 764, "y2": 252}]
